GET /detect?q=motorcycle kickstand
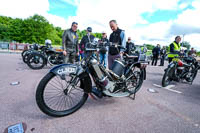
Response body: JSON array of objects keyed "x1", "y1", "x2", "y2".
[{"x1": 129, "y1": 89, "x2": 136, "y2": 100}]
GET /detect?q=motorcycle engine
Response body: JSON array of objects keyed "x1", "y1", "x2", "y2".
[{"x1": 90, "y1": 58, "x2": 115, "y2": 92}]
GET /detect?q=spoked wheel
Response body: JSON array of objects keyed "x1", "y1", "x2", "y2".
[
  {"x1": 185, "y1": 66, "x2": 198, "y2": 82},
  {"x1": 36, "y1": 72, "x2": 88, "y2": 117},
  {"x1": 21, "y1": 49, "x2": 28, "y2": 58},
  {"x1": 22, "y1": 52, "x2": 31, "y2": 63},
  {"x1": 47, "y1": 55, "x2": 56, "y2": 66},
  {"x1": 162, "y1": 68, "x2": 172, "y2": 87},
  {"x1": 126, "y1": 67, "x2": 144, "y2": 94},
  {"x1": 27, "y1": 53, "x2": 46, "y2": 70}
]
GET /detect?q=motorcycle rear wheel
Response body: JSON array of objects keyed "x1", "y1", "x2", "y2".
[
  {"x1": 126, "y1": 67, "x2": 144, "y2": 94},
  {"x1": 36, "y1": 72, "x2": 88, "y2": 117}
]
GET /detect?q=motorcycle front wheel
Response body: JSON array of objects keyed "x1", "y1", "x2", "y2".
[
  {"x1": 36, "y1": 72, "x2": 88, "y2": 117},
  {"x1": 162, "y1": 68, "x2": 172, "y2": 87}
]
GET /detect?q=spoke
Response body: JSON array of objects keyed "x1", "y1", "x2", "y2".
[
  {"x1": 53, "y1": 77, "x2": 65, "y2": 90},
  {"x1": 44, "y1": 92, "x2": 63, "y2": 102},
  {"x1": 56, "y1": 76, "x2": 65, "y2": 90},
  {"x1": 57, "y1": 95, "x2": 65, "y2": 111},
  {"x1": 48, "y1": 81, "x2": 63, "y2": 91}
]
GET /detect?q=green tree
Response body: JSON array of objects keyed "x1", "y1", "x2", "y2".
[
  {"x1": 22, "y1": 14, "x2": 52, "y2": 44},
  {"x1": 181, "y1": 41, "x2": 191, "y2": 50},
  {"x1": 145, "y1": 44, "x2": 155, "y2": 50}
]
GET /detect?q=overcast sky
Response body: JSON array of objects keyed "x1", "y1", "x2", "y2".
[{"x1": 0, "y1": 0, "x2": 200, "y2": 50}]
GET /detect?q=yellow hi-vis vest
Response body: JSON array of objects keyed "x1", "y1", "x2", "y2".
[{"x1": 168, "y1": 42, "x2": 181, "y2": 58}]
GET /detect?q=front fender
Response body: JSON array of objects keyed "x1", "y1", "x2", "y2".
[
  {"x1": 165, "y1": 62, "x2": 176, "y2": 77},
  {"x1": 50, "y1": 64, "x2": 92, "y2": 93}
]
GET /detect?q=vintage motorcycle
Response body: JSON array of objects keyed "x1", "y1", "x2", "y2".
[
  {"x1": 26, "y1": 45, "x2": 64, "y2": 69},
  {"x1": 36, "y1": 42, "x2": 148, "y2": 117},
  {"x1": 162, "y1": 55, "x2": 200, "y2": 87}
]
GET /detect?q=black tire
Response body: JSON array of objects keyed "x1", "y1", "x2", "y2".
[
  {"x1": 36, "y1": 72, "x2": 88, "y2": 117},
  {"x1": 126, "y1": 67, "x2": 144, "y2": 94},
  {"x1": 185, "y1": 69, "x2": 198, "y2": 82},
  {"x1": 22, "y1": 52, "x2": 31, "y2": 63},
  {"x1": 21, "y1": 49, "x2": 28, "y2": 58},
  {"x1": 27, "y1": 53, "x2": 46, "y2": 70},
  {"x1": 162, "y1": 68, "x2": 171, "y2": 87}
]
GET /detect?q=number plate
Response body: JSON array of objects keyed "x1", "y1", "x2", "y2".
[{"x1": 57, "y1": 66, "x2": 77, "y2": 75}]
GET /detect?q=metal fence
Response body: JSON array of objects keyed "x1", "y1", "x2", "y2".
[{"x1": 0, "y1": 42, "x2": 29, "y2": 50}]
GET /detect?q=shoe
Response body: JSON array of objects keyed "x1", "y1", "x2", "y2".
[{"x1": 91, "y1": 87, "x2": 103, "y2": 98}]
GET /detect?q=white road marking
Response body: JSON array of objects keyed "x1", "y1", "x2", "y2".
[
  {"x1": 153, "y1": 84, "x2": 162, "y2": 88},
  {"x1": 153, "y1": 84, "x2": 182, "y2": 94}
]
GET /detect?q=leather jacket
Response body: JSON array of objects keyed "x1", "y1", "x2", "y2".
[{"x1": 62, "y1": 28, "x2": 79, "y2": 53}]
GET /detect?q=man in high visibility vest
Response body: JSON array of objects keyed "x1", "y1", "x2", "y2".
[{"x1": 168, "y1": 36, "x2": 181, "y2": 63}]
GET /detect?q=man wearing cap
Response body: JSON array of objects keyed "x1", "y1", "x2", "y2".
[
  {"x1": 108, "y1": 20, "x2": 126, "y2": 70},
  {"x1": 62, "y1": 22, "x2": 79, "y2": 63},
  {"x1": 79, "y1": 27, "x2": 95, "y2": 58}
]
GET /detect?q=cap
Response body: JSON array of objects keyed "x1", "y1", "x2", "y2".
[{"x1": 87, "y1": 27, "x2": 92, "y2": 32}]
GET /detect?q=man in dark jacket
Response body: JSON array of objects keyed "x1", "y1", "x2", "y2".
[
  {"x1": 79, "y1": 27, "x2": 95, "y2": 58},
  {"x1": 108, "y1": 20, "x2": 126, "y2": 70},
  {"x1": 99, "y1": 31, "x2": 109, "y2": 67},
  {"x1": 151, "y1": 44, "x2": 160, "y2": 66},
  {"x1": 159, "y1": 46, "x2": 166, "y2": 66},
  {"x1": 125, "y1": 37, "x2": 135, "y2": 55},
  {"x1": 62, "y1": 22, "x2": 79, "y2": 63}
]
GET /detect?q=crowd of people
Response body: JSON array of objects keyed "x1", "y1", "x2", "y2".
[
  {"x1": 62, "y1": 20, "x2": 136, "y2": 68},
  {"x1": 61, "y1": 20, "x2": 197, "y2": 68},
  {"x1": 151, "y1": 36, "x2": 197, "y2": 66}
]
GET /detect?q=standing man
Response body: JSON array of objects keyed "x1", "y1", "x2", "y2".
[
  {"x1": 108, "y1": 20, "x2": 126, "y2": 70},
  {"x1": 151, "y1": 44, "x2": 160, "y2": 66},
  {"x1": 159, "y1": 46, "x2": 166, "y2": 66},
  {"x1": 125, "y1": 37, "x2": 135, "y2": 55},
  {"x1": 168, "y1": 36, "x2": 181, "y2": 63},
  {"x1": 188, "y1": 47, "x2": 196, "y2": 57},
  {"x1": 79, "y1": 27, "x2": 95, "y2": 58},
  {"x1": 99, "y1": 31, "x2": 109, "y2": 67},
  {"x1": 62, "y1": 22, "x2": 79, "y2": 63}
]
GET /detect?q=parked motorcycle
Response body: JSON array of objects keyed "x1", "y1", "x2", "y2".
[
  {"x1": 162, "y1": 56, "x2": 200, "y2": 87},
  {"x1": 26, "y1": 45, "x2": 64, "y2": 70},
  {"x1": 35, "y1": 42, "x2": 148, "y2": 117},
  {"x1": 21, "y1": 44, "x2": 40, "y2": 63}
]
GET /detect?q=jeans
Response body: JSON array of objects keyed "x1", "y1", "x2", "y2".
[
  {"x1": 100, "y1": 53, "x2": 107, "y2": 67},
  {"x1": 79, "y1": 53, "x2": 84, "y2": 60}
]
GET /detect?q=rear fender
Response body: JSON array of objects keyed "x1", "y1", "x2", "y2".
[{"x1": 133, "y1": 62, "x2": 147, "y2": 80}]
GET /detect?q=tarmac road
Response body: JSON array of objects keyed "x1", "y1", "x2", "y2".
[{"x1": 0, "y1": 53, "x2": 200, "y2": 133}]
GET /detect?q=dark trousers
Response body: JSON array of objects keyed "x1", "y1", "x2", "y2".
[
  {"x1": 151, "y1": 55, "x2": 158, "y2": 66},
  {"x1": 168, "y1": 57, "x2": 173, "y2": 63},
  {"x1": 64, "y1": 52, "x2": 76, "y2": 64},
  {"x1": 108, "y1": 54, "x2": 121, "y2": 70},
  {"x1": 160, "y1": 55, "x2": 165, "y2": 66}
]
